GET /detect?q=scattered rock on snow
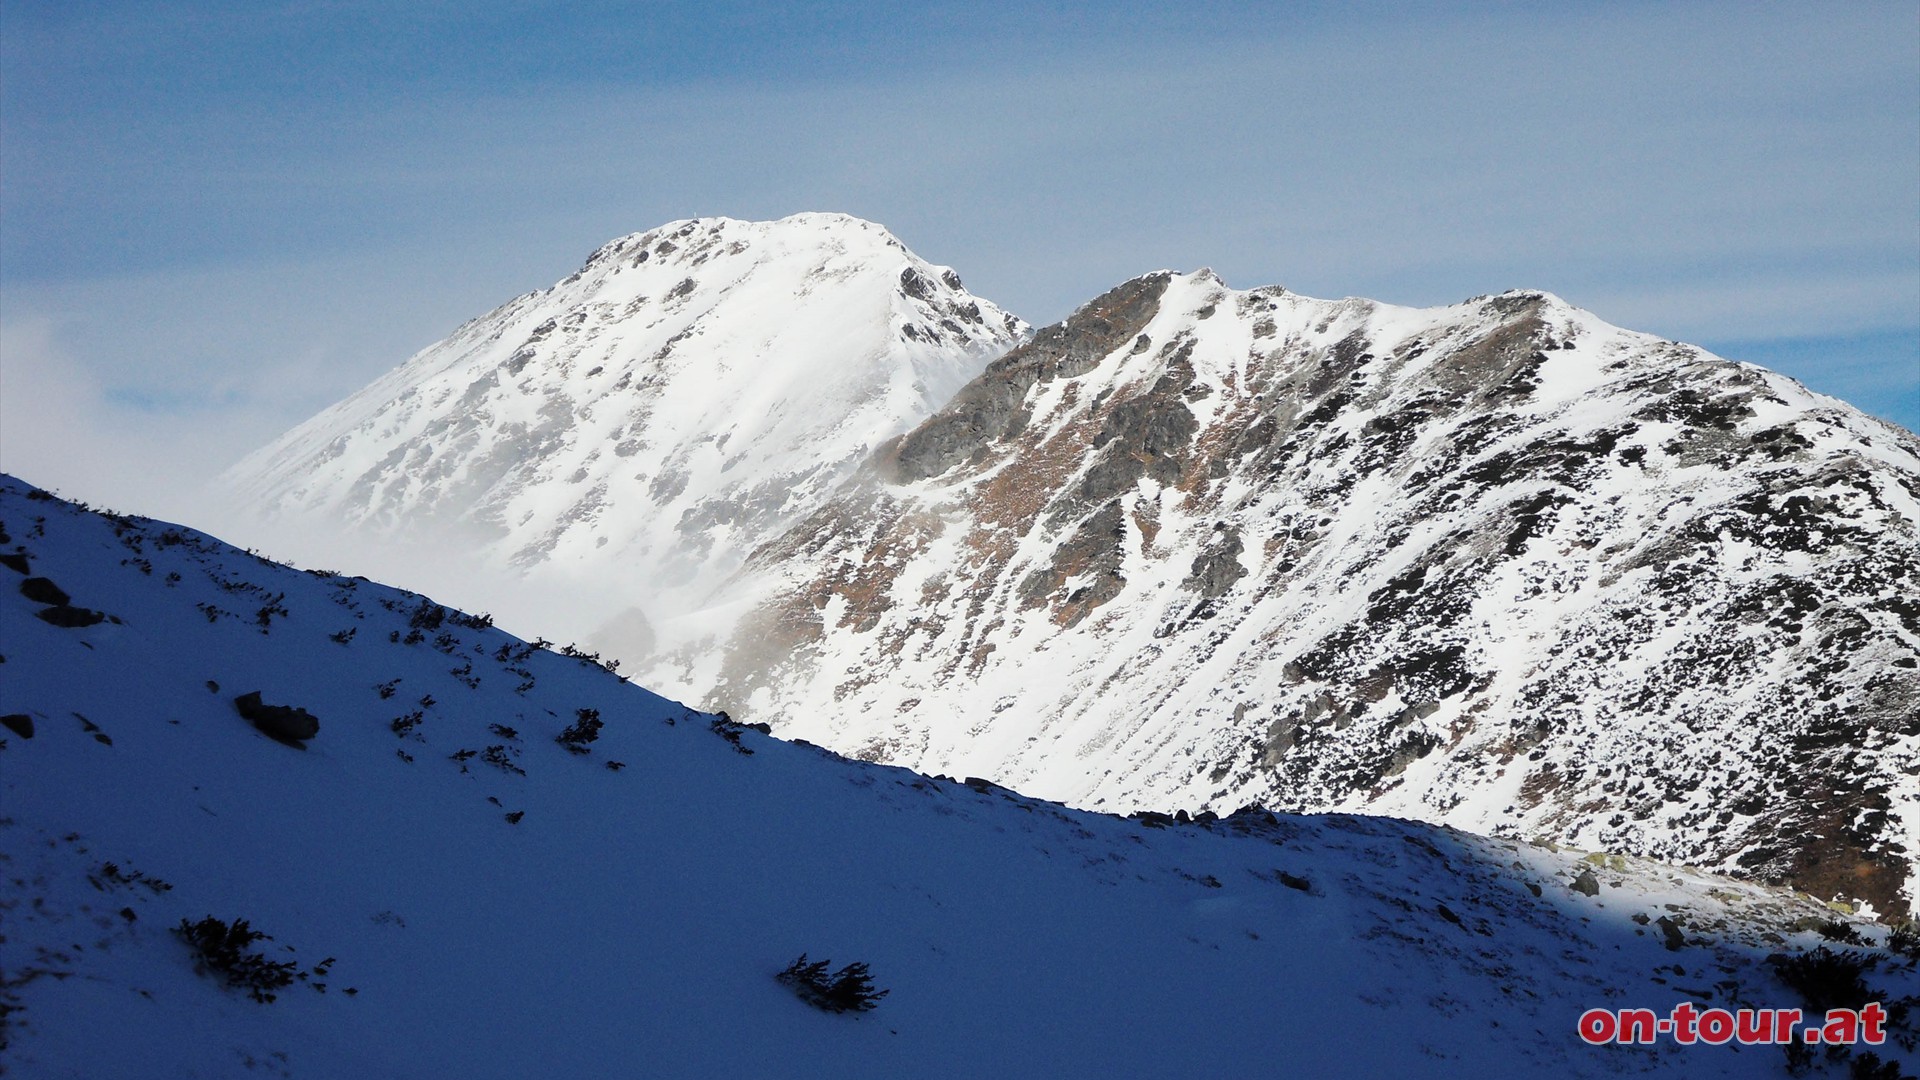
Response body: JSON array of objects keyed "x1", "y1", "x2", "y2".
[
  {"x1": 1655, "y1": 914, "x2": 1688, "y2": 951},
  {"x1": 1570, "y1": 868, "x2": 1601, "y2": 896},
  {"x1": 19, "y1": 576, "x2": 71, "y2": 606},
  {"x1": 36, "y1": 605, "x2": 107, "y2": 628},
  {"x1": 233, "y1": 691, "x2": 320, "y2": 745}
]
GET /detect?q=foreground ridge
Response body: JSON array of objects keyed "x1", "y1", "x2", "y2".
[{"x1": 5, "y1": 474, "x2": 1916, "y2": 1077}]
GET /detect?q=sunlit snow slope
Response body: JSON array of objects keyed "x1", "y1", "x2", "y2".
[
  {"x1": 6, "y1": 476, "x2": 1916, "y2": 1079},
  {"x1": 222, "y1": 213, "x2": 1026, "y2": 640},
  {"x1": 676, "y1": 271, "x2": 1920, "y2": 918}
]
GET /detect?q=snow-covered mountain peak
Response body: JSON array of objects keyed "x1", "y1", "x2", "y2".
[
  {"x1": 572, "y1": 212, "x2": 987, "y2": 312},
  {"x1": 222, "y1": 213, "x2": 1028, "y2": 638},
  {"x1": 670, "y1": 264, "x2": 1920, "y2": 917},
  {"x1": 220, "y1": 230, "x2": 1918, "y2": 922}
]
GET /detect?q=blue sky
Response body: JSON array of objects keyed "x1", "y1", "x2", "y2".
[{"x1": 2, "y1": 1, "x2": 1915, "y2": 520}]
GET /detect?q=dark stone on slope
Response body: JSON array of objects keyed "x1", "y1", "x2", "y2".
[
  {"x1": 898, "y1": 267, "x2": 935, "y2": 300},
  {"x1": 0, "y1": 553, "x2": 28, "y2": 574},
  {"x1": 1376, "y1": 731, "x2": 1443, "y2": 784},
  {"x1": 1185, "y1": 527, "x2": 1247, "y2": 600},
  {"x1": 1501, "y1": 490, "x2": 1572, "y2": 557},
  {"x1": 233, "y1": 691, "x2": 320, "y2": 745},
  {"x1": 1068, "y1": 358, "x2": 1199, "y2": 510},
  {"x1": 1, "y1": 714, "x2": 32, "y2": 739},
  {"x1": 1655, "y1": 915, "x2": 1688, "y2": 951},
  {"x1": 1570, "y1": 868, "x2": 1601, "y2": 896},
  {"x1": 36, "y1": 605, "x2": 106, "y2": 628},
  {"x1": 887, "y1": 273, "x2": 1172, "y2": 482},
  {"x1": 19, "y1": 576, "x2": 70, "y2": 606},
  {"x1": 1636, "y1": 384, "x2": 1755, "y2": 433},
  {"x1": 1019, "y1": 500, "x2": 1129, "y2": 627}
]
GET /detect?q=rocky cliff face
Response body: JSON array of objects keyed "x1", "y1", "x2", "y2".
[
  {"x1": 223, "y1": 213, "x2": 1028, "y2": 636},
  {"x1": 668, "y1": 269, "x2": 1920, "y2": 916}
]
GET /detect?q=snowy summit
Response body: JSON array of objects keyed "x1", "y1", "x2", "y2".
[{"x1": 223, "y1": 213, "x2": 1027, "y2": 636}]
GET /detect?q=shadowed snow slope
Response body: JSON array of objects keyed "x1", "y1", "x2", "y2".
[
  {"x1": 3, "y1": 476, "x2": 1916, "y2": 1078},
  {"x1": 671, "y1": 271, "x2": 1920, "y2": 918}
]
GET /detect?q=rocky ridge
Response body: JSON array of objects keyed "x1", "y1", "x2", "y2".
[{"x1": 665, "y1": 269, "x2": 1920, "y2": 917}]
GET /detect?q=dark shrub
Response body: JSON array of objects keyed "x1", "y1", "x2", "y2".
[
  {"x1": 1848, "y1": 1051, "x2": 1904, "y2": 1079},
  {"x1": 708, "y1": 715, "x2": 759, "y2": 755},
  {"x1": 1772, "y1": 947, "x2": 1877, "y2": 1014},
  {"x1": 1888, "y1": 922, "x2": 1920, "y2": 960},
  {"x1": 176, "y1": 916, "x2": 298, "y2": 1003},
  {"x1": 557, "y1": 708, "x2": 602, "y2": 752},
  {"x1": 776, "y1": 954, "x2": 889, "y2": 1013},
  {"x1": 1817, "y1": 918, "x2": 1867, "y2": 946},
  {"x1": 408, "y1": 601, "x2": 448, "y2": 631}
]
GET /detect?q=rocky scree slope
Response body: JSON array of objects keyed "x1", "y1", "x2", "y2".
[
  {"x1": 3, "y1": 475, "x2": 1917, "y2": 1079},
  {"x1": 222, "y1": 213, "x2": 1027, "y2": 637},
  {"x1": 675, "y1": 270, "x2": 1920, "y2": 919}
]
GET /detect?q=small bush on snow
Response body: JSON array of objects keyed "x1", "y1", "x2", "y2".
[
  {"x1": 776, "y1": 954, "x2": 889, "y2": 1013},
  {"x1": 557, "y1": 708, "x2": 602, "y2": 752},
  {"x1": 176, "y1": 916, "x2": 299, "y2": 1003}
]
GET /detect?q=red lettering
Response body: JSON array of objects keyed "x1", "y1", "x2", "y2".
[
  {"x1": 1735, "y1": 1008, "x2": 1771, "y2": 1044},
  {"x1": 1822, "y1": 1009, "x2": 1859, "y2": 1046},
  {"x1": 1860, "y1": 1002, "x2": 1887, "y2": 1045},
  {"x1": 1670, "y1": 1001, "x2": 1699, "y2": 1044},
  {"x1": 1618, "y1": 1008, "x2": 1658, "y2": 1044},
  {"x1": 1578, "y1": 1009, "x2": 1616, "y2": 1044},
  {"x1": 1696, "y1": 1008, "x2": 1734, "y2": 1045}
]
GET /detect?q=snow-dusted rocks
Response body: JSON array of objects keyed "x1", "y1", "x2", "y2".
[
  {"x1": 222, "y1": 213, "x2": 1027, "y2": 639},
  {"x1": 680, "y1": 270, "x2": 1920, "y2": 918}
]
